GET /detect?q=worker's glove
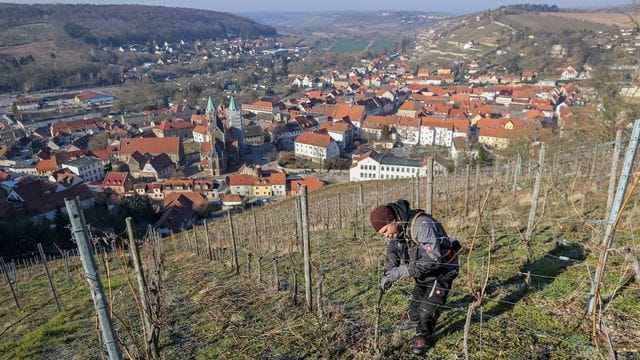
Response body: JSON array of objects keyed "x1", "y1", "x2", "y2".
[
  {"x1": 381, "y1": 265, "x2": 409, "y2": 292},
  {"x1": 380, "y1": 276, "x2": 394, "y2": 292}
]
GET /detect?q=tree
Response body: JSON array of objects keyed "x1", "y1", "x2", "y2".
[{"x1": 381, "y1": 125, "x2": 390, "y2": 140}]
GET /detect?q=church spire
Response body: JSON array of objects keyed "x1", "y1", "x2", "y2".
[
  {"x1": 206, "y1": 96, "x2": 216, "y2": 116},
  {"x1": 228, "y1": 96, "x2": 238, "y2": 113}
]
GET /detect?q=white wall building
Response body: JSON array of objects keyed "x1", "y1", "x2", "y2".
[
  {"x1": 294, "y1": 132, "x2": 340, "y2": 163},
  {"x1": 350, "y1": 150, "x2": 426, "y2": 182},
  {"x1": 61, "y1": 156, "x2": 105, "y2": 183}
]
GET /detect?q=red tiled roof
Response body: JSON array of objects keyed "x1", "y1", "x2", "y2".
[
  {"x1": 76, "y1": 90, "x2": 98, "y2": 102},
  {"x1": 290, "y1": 177, "x2": 324, "y2": 193},
  {"x1": 103, "y1": 172, "x2": 130, "y2": 186},
  {"x1": 222, "y1": 194, "x2": 243, "y2": 203},
  {"x1": 36, "y1": 158, "x2": 58, "y2": 173},
  {"x1": 321, "y1": 121, "x2": 350, "y2": 133},
  {"x1": 193, "y1": 125, "x2": 208, "y2": 135},
  {"x1": 228, "y1": 174, "x2": 255, "y2": 186},
  {"x1": 295, "y1": 131, "x2": 333, "y2": 148},
  {"x1": 119, "y1": 137, "x2": 180, "y2": 156},
  {"x1": 333, "y1": 103, "x2": 365, "y2": 121},
  {"x1": 163, "y1": 191, "x2": 205, "y2": 208},
  {"x1": 156, "y1": 120, "x2": 194, "y2": 131},
  {"x1": 269, "y1": 173, "x2": 286, "y2": 186}
]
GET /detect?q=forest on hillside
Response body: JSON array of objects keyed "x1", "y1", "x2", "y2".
[{"x1": 0, "y1": 4, "x2": 276, "y2": 46}]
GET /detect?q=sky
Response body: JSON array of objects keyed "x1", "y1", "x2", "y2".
[{"x1": 4, "y1": 0, "x2": 625, "y2": 14}]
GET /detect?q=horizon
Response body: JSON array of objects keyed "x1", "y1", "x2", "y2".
[{"x1": 1, "y1": 1, "x2": 629, "y2": 15}]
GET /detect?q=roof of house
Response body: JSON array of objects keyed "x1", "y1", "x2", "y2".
[
  {"x1": 62, "y1": 156, "x2": 101, "y2": 168},
  {"x1": 14, "y1": 178, "x2": 93, "y2": 216},
  {"x1": 156, "y1": 120, "x2": 194, "y2": 132},
  {"x1": 228, "y1": 174, "x2": 255, "y2": 187},
  {"x1": 36, "y1": 158, "x2": 58, "y2": 173},
  {"x1": 290, "y1": 177, "x2": 325, "y2": 192},
  {"x1": 119, "y1": 137, "x2": 180, "y2": 155},
  {"x1": 193, "y1": 125, "x2": 208, "y2": 135},
  {"x1": 103, "y1": 172, "x2": 131, "y2": 186},
  {"x1": 148, "y1": 153, "x2": 174, "y2": 172},
  {"x1": 163, "y1": 191, "x2": 205, "y2": 208},
  {"x1": 295, "y1": 131, "x2": 333, "y2": 148},
  {"x1": 222, "y1": 194, "x2": 243, "y2": 204}
]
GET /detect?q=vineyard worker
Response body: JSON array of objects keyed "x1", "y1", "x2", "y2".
[{"x1": 370, "y1": 199, "x2": 460, "y2": 355}]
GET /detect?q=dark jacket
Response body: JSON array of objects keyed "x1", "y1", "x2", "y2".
[{"x1": 385, "y1": 200, "x2": 459, "y2": 285}]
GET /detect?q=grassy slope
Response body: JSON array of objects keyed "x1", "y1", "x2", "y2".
[{"x1": 1, "y1": 158, "x2": 639, "y2": 358}]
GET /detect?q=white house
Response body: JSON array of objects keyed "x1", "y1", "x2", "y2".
[
  {"x1": 61, "y1": 156, "x2": 105, "y2": 183},
  {"x1": 294, "y1": 131, "x2": 340, "y2": 163},
  {"x1": 561, "y1": 66, "x2": 578, "y2": 80},
  {"x1": 193, "y1": 125, "x2": 208, "y2": 143},
  {"x1": 350, "y1": 150, "x2": 427, "y2": 182}
]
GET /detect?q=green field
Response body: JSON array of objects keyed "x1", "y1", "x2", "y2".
[
  {"x1": 369, "y1": 39, "x2": 396, "y2": 54},
  {"x1": 328, "y1": 39, "x2": 369, "y2": 53}
]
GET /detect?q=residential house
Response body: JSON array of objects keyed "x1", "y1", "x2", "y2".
[
  {"x1": 61, "y1": 156, "x2": 105, "y2": 183},
  {"x1": 228, "y1": 174, "x2": 254, "y2": 196},
  {"x1": 349, "y1": 150, "x2": 427, "y2": 182},
  {"x1": 134, "y1": 183, "x2": 164, "y2": 201},
  {"x1": 49, "y1": 168, "x2": 84, "y2": 189},
  {"x1": 244, "y1": 125, "x2": 266, "y2": 146},
  {"x1": 288, "y1": 177, "x2": 325, "y2": 196},
  {"x1": 397, "y1": 100, "x2": 423, "y2": 118},
  {"x1": 154, "y1": 193, "x2": 200, "y2": 234},
  {"x1": 127, "y1": 151, "x2": 175, "y2": 180},
  {"x1": 153, "y1": 120, "x2": 194, "y2": 139},
  {"x1": 102, "y1": 172, "x2": 136, "y2": 194},
  {"x1": 294, "y1": 131, "x2": 340, "y2": 163},
  {"x1": 222, "y1": 194, "x2": 243, "y2": 208},
  {"x1": 6, "y1": 177, "x2": 94, "y2": 221},
  {"x1": 242, "y1": 97, "x2": 281, "y2": 115},
  {"x1": 51, "y1": 119, "x2": 99, "y2": 137},
  {"x1": 193, "y1": 125, "x2": 208, "y2": 143},
  {"x1": 561, "y1": 66, "x2": 578, "y2": 81},
  {"x1": 320, "y1": 121, "x2": 354, "y2": 150},
  {"x1": 119, "y1": 137, "x2": 183, "y2": 164},
  {"x1": 252, "y1": 176, "x2": 272, "y2": 197}
]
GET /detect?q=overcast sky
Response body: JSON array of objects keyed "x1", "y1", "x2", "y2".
[{"x1": 5, "y1": 1, "x2": 624, "y2": 14}]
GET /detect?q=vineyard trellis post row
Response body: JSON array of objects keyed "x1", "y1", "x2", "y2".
[
  {"x1": 588, "y1": 119, "x2": 640, "y2": 314},
  {"x1": 65, "y1": 196, "x2": 122, "y2": 360}
]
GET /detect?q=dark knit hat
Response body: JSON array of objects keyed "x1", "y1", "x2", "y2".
[{"x1": 370, "y1": 205, "x2": 396, "y2": 232}]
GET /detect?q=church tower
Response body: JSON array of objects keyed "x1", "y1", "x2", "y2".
[
  {"x1": 205, "y1": 96, "x2": 223, "y2": 176},
  {"x1": 227, "y1": 96, "x2": 242, "y2": 130}
]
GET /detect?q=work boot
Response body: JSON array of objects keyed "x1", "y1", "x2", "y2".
[
  {"x1": 396, "y1": 310, "x2": 419, "y2": 330},
  {"x1": 412, "y1": 335, "x2": 428, "y2": 355}
]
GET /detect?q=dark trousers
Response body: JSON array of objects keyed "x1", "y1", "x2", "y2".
[{"x1": 406, "y1": 278, "x2": 450, "y2": 337}]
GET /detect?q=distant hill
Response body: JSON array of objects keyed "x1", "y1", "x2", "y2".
[{"x1": 0, "y1": 3, "x2": 277, "y2": 47}]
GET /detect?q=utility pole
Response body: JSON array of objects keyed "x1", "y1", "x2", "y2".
[
  {"x1": 65, "y1": 197, "x2": 122, "y2": 360},
  {"x1": 589, "y1": 119, "x2": 640, "y2": 314}
]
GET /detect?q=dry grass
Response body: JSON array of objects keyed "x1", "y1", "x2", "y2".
[
  {"x1": 0, "y1": 41, "x2": 79, "y2": 63},
  {"x1": 541, "y1": 12, "x2": 639, "y2": 29}
]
